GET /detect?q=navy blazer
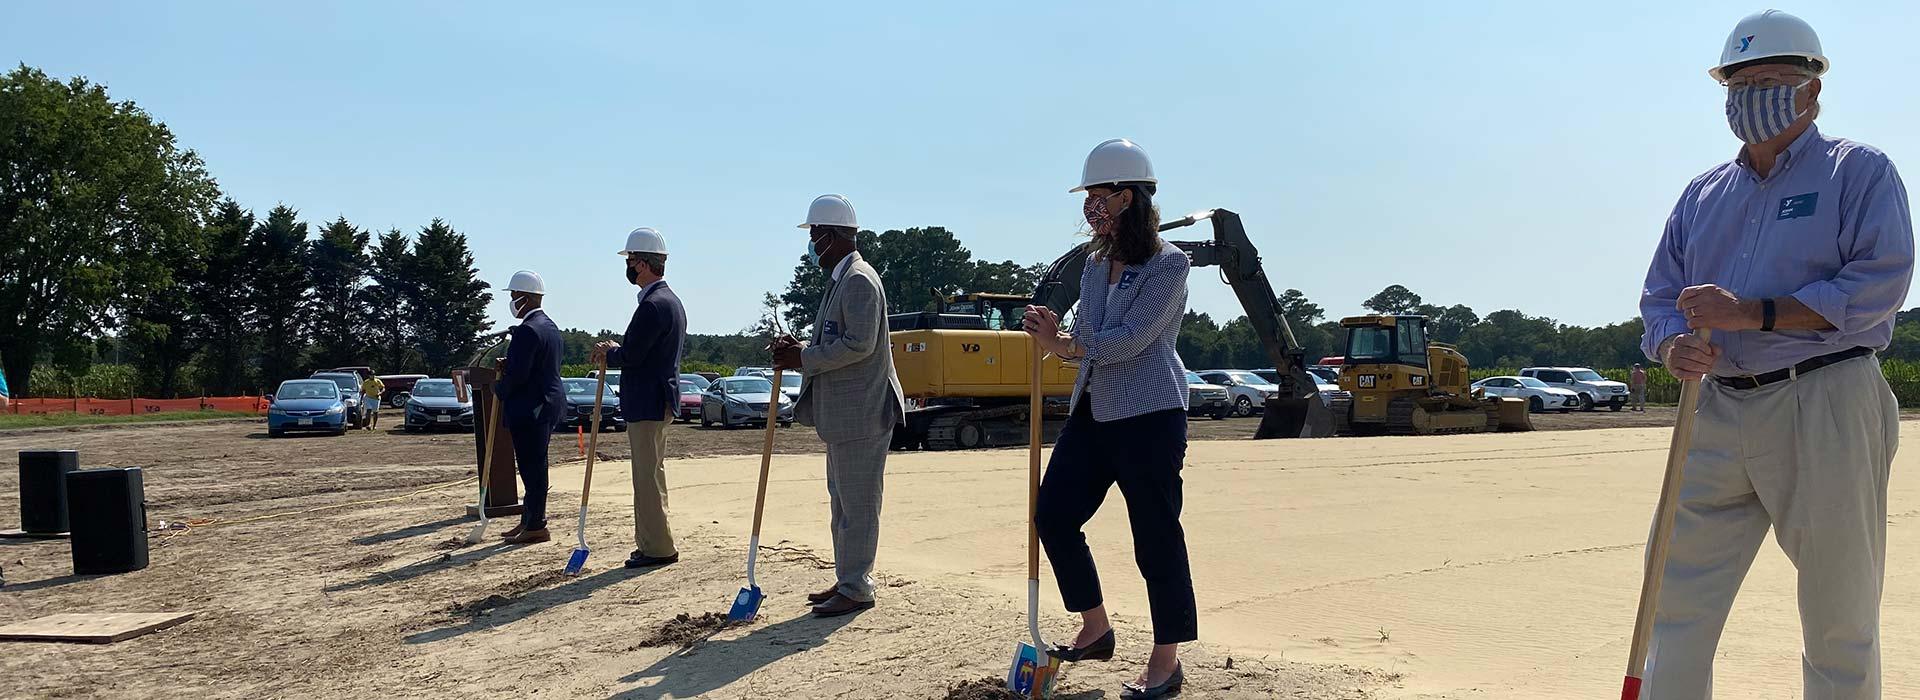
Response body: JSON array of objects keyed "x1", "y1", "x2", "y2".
[
  {"x1": 495, "y1": 309, "x2": 567, "y2": 427},
  {"x1": 607, "y1": 282, "x2": 687, "y2": 423}
]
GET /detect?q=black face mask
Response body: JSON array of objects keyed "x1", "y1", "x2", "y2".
[{"x1": 625, "y1": 262, "x2": 639, "y2": 285}]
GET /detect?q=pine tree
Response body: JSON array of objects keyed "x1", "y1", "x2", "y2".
[
  {"x1": 406, "y1": 219, "x2": 492, "y2": 373},
  {"x1": 248, "y1": 205, "x2": 312, "y2": 387},
  {"x1": 306, "y1": 216, "x2": 370, "y2": 368},
  {"x1": 192, "y1": 201, "x2": 258, "y2": 394},
  {"x1": 363, "y1": 228, "x2": 419, "y2": 373}
]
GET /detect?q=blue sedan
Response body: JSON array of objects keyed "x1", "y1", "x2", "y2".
[{"x1": 267, "y1": 379, "x2": 350, "y2": 437}]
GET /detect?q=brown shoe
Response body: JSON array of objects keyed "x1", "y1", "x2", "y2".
[
  {"x1": 504, "y1": 528, "x2": 550, "y2": 544},
  {"x1": 806, "y1": 585, "x2": 839, "y2": 604},
  {"x1": 500, "y1": 524, "x2": 525, "y2": 540},
  {"x1": 810, "y1": 593, "x2": 874, "y2": 618}
]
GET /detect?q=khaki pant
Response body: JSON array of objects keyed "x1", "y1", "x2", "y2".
[
  {"x1": 1644, "y1": 355, "x2": 1896, "y2": 699},
  {"x1": 627, "y1": 420, "x2": 676, "y2": 557}
]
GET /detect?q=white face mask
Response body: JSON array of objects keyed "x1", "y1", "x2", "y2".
[{"x1": 511, "y1": 296, "x2": 533, "y2": 319}]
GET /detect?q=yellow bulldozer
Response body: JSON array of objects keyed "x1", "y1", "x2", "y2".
[{"x1": 1328, "y1": 315, "x2": 1533, "y2": 435}]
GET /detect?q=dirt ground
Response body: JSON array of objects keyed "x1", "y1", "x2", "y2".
[{"x1": 0, "y1": 407, "x2": 1907, "y2": 698}]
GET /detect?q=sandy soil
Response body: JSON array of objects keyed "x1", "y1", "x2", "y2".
[{"x1": 0, "y1": 411, "x2": 1910, "y2": 698}]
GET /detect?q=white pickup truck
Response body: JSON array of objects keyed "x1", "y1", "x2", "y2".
[{"x1": 1519, "y1": 366, "x2": 1630, "y2": 412}]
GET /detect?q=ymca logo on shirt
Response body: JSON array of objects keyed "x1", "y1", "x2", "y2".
[
  {"x1": 1117, "y1": 269, "x2": 1140, "y2": 290},
  {"x1": 1777, "y1": 192, "x2": 1819, "y2": 220},
  {"x1": 823, "y1": 320, "x2": 841, "y2": 338}
]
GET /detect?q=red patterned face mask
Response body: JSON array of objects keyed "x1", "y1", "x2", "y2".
[{"x1": 1084, "y1": 192, "x2": 1118, "y2": 235}]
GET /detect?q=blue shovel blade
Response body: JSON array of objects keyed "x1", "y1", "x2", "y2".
[
  {"x1": 727, "y1": 585, "x2": 763, "y2": 622},
  {"x1": 564, "y1": 547, "x2": 589, "y2": 575}
]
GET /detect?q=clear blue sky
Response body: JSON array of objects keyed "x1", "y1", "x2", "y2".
[{"x1": 7, "y1": 2, "x2": 1917, "y2": 336}]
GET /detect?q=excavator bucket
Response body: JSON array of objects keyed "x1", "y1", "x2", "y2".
[
  {"x1": 1254, "y1": 390, "x2": 1336, "y2": 439},
  {"x1": 1493, "y1": 397, "x2": 1534, "y2": 432}
]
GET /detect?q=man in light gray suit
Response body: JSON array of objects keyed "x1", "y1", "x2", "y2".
[{"x1": 772, "y1": 193, "x2": 907, "y2": 618}]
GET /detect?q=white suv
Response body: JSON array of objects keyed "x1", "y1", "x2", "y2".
[
  {"x1": 1519, "y1": 367, "x2": 1630, "y2": 412},
  {"x1": 1197, "y1": 369, "x2": 1281, "y2": 417}
]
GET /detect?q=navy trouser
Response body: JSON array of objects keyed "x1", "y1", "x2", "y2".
[
  {"x1": 1035, "y1": 399, "x2": 1196, "y2": 645},
  {"x1": 506, "y1": 413, "x2": 554, "y2": 530}
]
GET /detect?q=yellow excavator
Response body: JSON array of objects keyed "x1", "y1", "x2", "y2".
[
  {"x1": 1328, "y1": 315, "x2": 1532, "y2": 435},
  {"x1": 887, "y1": 208, "x2": 1336, "y2": 449}
]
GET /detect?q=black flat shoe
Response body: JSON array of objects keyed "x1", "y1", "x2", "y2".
[
  {"x1": 1046, "y1": 628, "x2": 1115, "y2": 662},
  {"x1": 624, "y1": 552, "x2": 679, "y2": 568},
  {"x1": 1120, "y1": 663, "x2": 1182, "y2": 700}
]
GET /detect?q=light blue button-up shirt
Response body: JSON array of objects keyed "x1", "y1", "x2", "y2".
[{"x1": 1640, "y1": 124, "x2": 1914, "y2": 375}]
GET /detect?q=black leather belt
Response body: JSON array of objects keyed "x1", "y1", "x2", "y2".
[{"x1": 1711, "y1": 346, "x2": 1873, "y2": 390}]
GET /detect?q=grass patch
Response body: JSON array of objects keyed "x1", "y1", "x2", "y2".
[{"x1": 0, "y1": 410, "x2": 257, "y2": 430}]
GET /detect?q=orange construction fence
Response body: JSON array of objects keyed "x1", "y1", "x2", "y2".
[{"x1": 5, "y1": 396, "x2": 269, "y2": 416}]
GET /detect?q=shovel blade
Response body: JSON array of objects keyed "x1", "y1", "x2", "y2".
[
  {"x1": 727, "y1": 585, "x2": 763, "y2": 622},
  {"x1": 564, "y1": 546, "x2": 589, "y2": 576},
  {"x1": 463, "y1": 523, "x2": 487, "y2": 545},
  {"x1": 1006, "y1": 642, "x2": 1060, "y2": 698}
]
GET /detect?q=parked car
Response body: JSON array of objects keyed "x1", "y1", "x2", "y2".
[
  {"x1": 1471, "y1": 376, "x2": 1580, "y2": 413},
  {"x1": 734, "y1": 366, "x2": 774, "y2": 378},
  {"x1": 561, "y1": 378, "x2": 625, "y2": 432},
  {"x1": 378, "y1": 373, "x2": 429, "y2": 408},
  {"x1": 326, "y1": 366, "x2": 375, "y2": 380},
  {"x1": 1254, "y1": 367, "x2": 1349, "y2": 408},
  {"x1": 678, "y1": 373, "x2": 712, "y2": 392},
  {"x1": 1184, "y1": 371, "x2": 1230, "y2": 420},
  {"x1": 1197, "y1": 369, "x2": 1282, "y2": 417},
  {"x1": 775, "y1": 372, "x2": 802, "y2": 401},
  {"x1": 701, "y1": 376, "x2": 793, "y2": 429},
  {"x1": 677, "y1": 380, "x2": 704, "y2": 422},
  {"x1": 403, "y1": 378, "x2": 475, "y2": 432},
  {"x1": 268, "y1": 379, "x2": 349, "y2": 437},
  {"x1": 586, "y1": 368, "x2": 623, "y2": 395},
  {"x1": 1519, "y1": 366, "x2": 1630, "y2": 412},
  {"x1": 693, "y1": 371, "x2": 722, "y2": 383},
  {"x1": 310, "y1": 371, "x2": 366, "y2": 427}
]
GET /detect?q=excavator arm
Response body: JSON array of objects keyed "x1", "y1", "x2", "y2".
[{"x1": 1025, "y1": 209, "x2": 1333, "y2": 438}]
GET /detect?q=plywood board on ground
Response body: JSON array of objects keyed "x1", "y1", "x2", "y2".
[{"x1": 0, "y1": 612, "x2": 195, "y2": 644}]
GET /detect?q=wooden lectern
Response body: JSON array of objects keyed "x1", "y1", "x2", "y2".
[{"x1": 460, "y1": 364, "x2": 523, "y2": 518}]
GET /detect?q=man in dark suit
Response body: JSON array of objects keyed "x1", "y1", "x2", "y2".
[
  {"x1": 495, "y1": 270, "x2": 566, "y2": 545},
  {"x1": 592, "y1": 227, "x2": 686, "y2": 569}
]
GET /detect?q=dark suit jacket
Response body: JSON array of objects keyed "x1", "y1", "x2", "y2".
[
  {"x1": 495, "y1": 309, "x2": 567, "y2": 427},
  {"x1": 607, "y1": 282, "x2": 686, "y2": 423}
]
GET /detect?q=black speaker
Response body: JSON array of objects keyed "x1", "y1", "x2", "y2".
[
  {"x1": 19, "y1": 450, "x2": 79, "y2": 533},
  {"x1": 65, "y1": 467, "x2": 148, "y2": 575}
]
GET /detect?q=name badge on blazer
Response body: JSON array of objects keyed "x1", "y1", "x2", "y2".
[
  {"x1": 1117, "y1": 269, "x2": 1139, "y2": 290},
  {"x1": 823, "y1": 320, "x2": 841, "y2": 338}
]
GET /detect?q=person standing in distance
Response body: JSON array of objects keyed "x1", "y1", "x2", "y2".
[
  {"x1": 495, "y1": 270, "x2": 567, "y2": 545},
  {"x1": 592, "y1": 227, "x2": 687, "y2": 569},
  {"x1": 770, "y1": 194, "x2": 906, "y2": 618},
  {"x1": 1637, "y1": 10, "x2": 1911, "y2": 698},
  {"x1": 1022, "y1": 139, "x2": 1196, "y2": 700}
]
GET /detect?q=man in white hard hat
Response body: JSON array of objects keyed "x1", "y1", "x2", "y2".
[
  {"x1": 771, "y1": 194, "x2": 907, "y2": 617},
  {"x1": 591, "y1": 228, "x2": 686, "y2": 569},
  {"x1": 1637, "y1": 10, "x2": 1912, "y2": 698},
  {"x1": 494, "y1": 270, "x2": 567, "y2": 545}
]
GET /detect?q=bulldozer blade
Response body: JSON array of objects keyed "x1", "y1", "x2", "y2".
[
  {"x1": 1494, "y1": 398, "x2": 1534, "y2": 432},
  {"x1": 1254, "y1": 394, "x2": 1336, "y2": 439}
]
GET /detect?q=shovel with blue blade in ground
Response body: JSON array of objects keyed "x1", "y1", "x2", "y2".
[
  {"x1": 563, "y1": 363, "x2": 610, "y2": 575},
  {"x1": 728, "y1": 366, "x2": 782, "y2": 621},
  {"x1": 1008, "y1": 338, "x2": 1061, "y2": 698}
]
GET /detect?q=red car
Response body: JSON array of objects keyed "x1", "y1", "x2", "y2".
[{"x1": 676, "y1": 381, "x2": 704, "y2": 422}]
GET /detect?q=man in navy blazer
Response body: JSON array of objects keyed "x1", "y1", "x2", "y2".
[
  {"x1": 494, "y1": 270, "x2": 567, "y2": 545},
  {"x1": 593, "y1": 227, "x2": 686, "y2": 569}
]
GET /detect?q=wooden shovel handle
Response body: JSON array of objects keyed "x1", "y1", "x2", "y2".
[
  {"x1": 750, "y1": 368, "x2": 780, "y2": 538},
  {"x1": 580, "y1": 359, "x2": 607, "y2": 508},
  {"x1": 1624, "y1": 328, "x2": 1711, "y2": 688},
  {"x1": 1028, "y1": 338, "x2": 1044, "y2": 580}
]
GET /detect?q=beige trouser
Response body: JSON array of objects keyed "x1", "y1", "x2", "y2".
[
  {"x1": 1644, "y1": 355, "x2": 1897, "y2": 699},
  {"x1": 627, "y1": 420, "x2": 676, "y2": 557}
]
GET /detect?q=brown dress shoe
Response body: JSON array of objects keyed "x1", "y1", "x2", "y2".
[
  {"x1": 503, "y1": 528, "x2": 550, "y2": 544},
  {"x1": 806, "y1": 585, "x2": 840, "y2": 604},
  {"x1": 500, "y1": 524, "x2": 525, "y2": 540},
  {"x1": 810, "y1": 593, "x2": 874, "y2": 618}
]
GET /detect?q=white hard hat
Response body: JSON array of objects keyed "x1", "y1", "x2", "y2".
[
  {"x1": 506, "y1": 270, "x2": 545, "y2": 295},
  {"x1": 1709, "y1": 9, "x2": 1828, "y2": 82},
  {"x1": 798, "y1": 194, "x2": 858, "y2": 229},
  {"x1": 1071, "y1": 138, "x2": 1157, "y2": 193},
  {"x1": 618, "y1": 227, "x2": 668, "y2": 256}
]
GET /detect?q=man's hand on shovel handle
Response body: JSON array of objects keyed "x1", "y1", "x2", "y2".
[
  {"x1": 1661, "y1": 333, "x2": 1721, "y2": 381},
  {"x1": 771, "y1": 340, "x2": 803, "y2": 371}
]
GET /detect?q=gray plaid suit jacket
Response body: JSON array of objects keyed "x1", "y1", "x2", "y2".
[{"x1": 795, "y1": 252, "x2": 907, "y2": 444}]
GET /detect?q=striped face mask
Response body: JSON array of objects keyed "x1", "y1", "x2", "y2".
[{"x1": 1725, "y1": 81, "x2": 1809, "y2": 145}]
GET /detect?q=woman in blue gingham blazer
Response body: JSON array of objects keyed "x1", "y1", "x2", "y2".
[{"x1": 1022, "y1": 139, "x2": 1194, "y2": 700}]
